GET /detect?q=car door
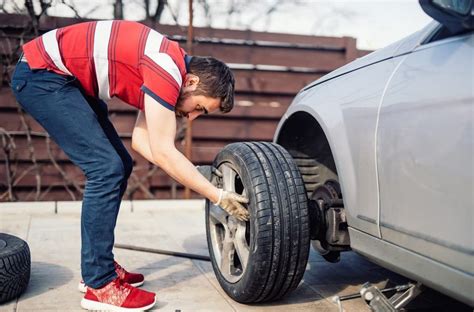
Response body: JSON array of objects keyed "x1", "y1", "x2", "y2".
[{"x1": 376, "y1": 25, "x2": 473, "y2": 274}]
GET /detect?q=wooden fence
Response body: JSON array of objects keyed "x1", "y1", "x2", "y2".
[{"x1": 0, "y1": 14, "x2": 371, "y2": 201}]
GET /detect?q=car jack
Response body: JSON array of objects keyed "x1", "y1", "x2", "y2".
[{"x1": 332, "y1": 282, "x2": 424, "y2": 312}]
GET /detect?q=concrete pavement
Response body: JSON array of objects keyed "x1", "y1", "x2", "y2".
[{"x1": 0, "y1": 200, "x2": 469, "y2": 311}]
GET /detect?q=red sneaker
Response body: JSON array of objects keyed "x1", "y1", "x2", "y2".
[
  {"x1": 78, "y1": 261, "x2": 145, "y2": 293},
  {"x1": 80, "y1": 277, "x2": 156, "y2": 311}
]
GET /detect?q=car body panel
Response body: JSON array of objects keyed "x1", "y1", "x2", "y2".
[
  {"x1": 302, "y1": 22, "x2": 438, "y2": 92},
  {"x1": 377, "y1": 32, "x2": 474, "y2": 274},
  {"x1": 392, "y1": 21, "x2": 440, "y2": 55},
  {"x1": 349, "y1": 227, "x2": 474, "y2": 306},
  {"x1": 276, "y1": 57, "x2": 402, "y2": 237},
  {"x1": 274, "y1": 18, "x2": 473, "y2": 306}
]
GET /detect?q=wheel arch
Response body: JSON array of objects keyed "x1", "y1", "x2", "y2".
[
  {"x1": 274, "y1": 110, "x2": 340, "y2": 197},
  {"x1": 275, "y1": 109, "x2": 355, "y2": 259}
]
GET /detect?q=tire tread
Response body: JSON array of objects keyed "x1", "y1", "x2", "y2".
[
  {"x1": 0, "y1": 234, "x2": 31, "y2": 304},
  {"x1": 206, "y1": 142, "x2": 310, "y2": 303}
]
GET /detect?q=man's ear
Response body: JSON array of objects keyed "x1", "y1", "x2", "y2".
[{"x1": 184, "y1": 74, "x2": 199, "y2": 89}]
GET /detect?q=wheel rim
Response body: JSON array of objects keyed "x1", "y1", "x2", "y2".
[{"x1": 208, "y1": 162, "x2": 250, "y2": 283}]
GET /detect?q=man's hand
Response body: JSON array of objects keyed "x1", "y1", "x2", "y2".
[
  {"x1": 196, "y1": 165, "x2": 222, "y2": 181},
  {"x1": 199, "y1": 167, "x2": 249, "y2": 221},
  {"x1": 215, "y1": 190, "x2": 250, "y2": 222}
]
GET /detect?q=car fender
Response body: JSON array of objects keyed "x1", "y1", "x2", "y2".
[{"x1": 274, "y1": 89, "x2": 358, "y2": 231}]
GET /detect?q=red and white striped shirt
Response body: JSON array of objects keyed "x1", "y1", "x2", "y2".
[{"x1": 22, "y1": 20, "x2": 189, "y2": 111}]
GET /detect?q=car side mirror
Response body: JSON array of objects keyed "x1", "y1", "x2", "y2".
[{"x1": 419, "y1": 0, "x2": 474, "y2": 33}]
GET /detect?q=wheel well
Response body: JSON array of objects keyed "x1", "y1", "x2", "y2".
[{"x1": 276, "y1": 112, "x2": 338, "y2": 197}]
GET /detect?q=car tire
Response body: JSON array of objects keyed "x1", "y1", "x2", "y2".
[
  {"x1": 0, "y1": 233, "x2": 31, "y2": 304},
  {"x1": 205, "y1": 142, "x2": 310, "y2": 303}
]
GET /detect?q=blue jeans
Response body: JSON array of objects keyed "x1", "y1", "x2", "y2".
[{"x1": 11, "y1": 61, "x2": 133, "y2": 288}]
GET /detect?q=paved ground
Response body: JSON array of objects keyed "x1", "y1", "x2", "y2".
[{"x1": 0, "y1": 200, "x2": 470, "y2": 312}]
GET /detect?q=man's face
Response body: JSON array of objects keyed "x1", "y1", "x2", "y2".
[
  {"x1": 175, "y1": 90, "x2": 221, "y2": 121},
  {"x1": 175, "y1": 74, "x2": 221, "y2": 121}
]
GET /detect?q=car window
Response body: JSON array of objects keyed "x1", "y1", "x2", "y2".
[
  {"x1": 424, "y1": 24, "x2": 473, "y2": 43},
  {"x1": 433, "y1": 0, "x2": 472, "y2": 14}
]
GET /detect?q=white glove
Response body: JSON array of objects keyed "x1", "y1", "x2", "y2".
[{"x1": 215, "y1": 189, "x2": 250, "y2": 222}]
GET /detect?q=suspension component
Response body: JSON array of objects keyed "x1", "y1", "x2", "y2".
[{"x1": 309, "y1": 180, "x2": 350, "y2": 262}]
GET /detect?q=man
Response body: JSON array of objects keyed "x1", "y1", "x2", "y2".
[{"x1": 11, "y1": 20, "x2": 249, "y2": 311}]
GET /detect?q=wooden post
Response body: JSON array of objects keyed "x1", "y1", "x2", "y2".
[
  {"x1": 343, "y1": 36, "x2": 357, "y2": 63},
  {"x1": 114, "y1": 0, "x2": 124, "y2": 19},
  {"x1": 184, "y1": 0, "x2": 194, "y2": 199}
]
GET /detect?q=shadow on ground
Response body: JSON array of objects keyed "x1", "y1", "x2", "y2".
[
  {"x1": 118, "y1": 228, "x2": 472, "y2": 311},
  {"x1": 20, "y1": 261, "x2": 73, "y2": 300},
  {"x1": 186, "y1": 234, "x2": 472, "y2": 311}
]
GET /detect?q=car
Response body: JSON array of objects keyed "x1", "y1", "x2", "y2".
[{"x1": 204, "y1": 0, "x2": 473, "y2": 308}]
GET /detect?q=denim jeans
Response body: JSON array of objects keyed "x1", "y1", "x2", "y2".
[{"x1": 11, "y1": 61, "x2": 133, "y2": 288}]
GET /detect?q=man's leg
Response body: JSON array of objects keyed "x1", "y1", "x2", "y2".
[
  {"x1": 74, "y1": 97, "x2": 146, "y2": 294},
  {"x1": 11, "y1": 63, "x2": 126, "y2": 288},
  {"x1": 78, "y1": 98, "x2": 135, "y2": 289},
  {"x1": 82, "y1": 97, "x2": 134, "y2": 265},
  {"x1": 85, "y1": 97, "x2": 133, "y2": 202}
]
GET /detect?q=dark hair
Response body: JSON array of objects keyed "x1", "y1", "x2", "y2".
[{"x1": 188, "y1": 56, "x2": 235, "y2": 113}]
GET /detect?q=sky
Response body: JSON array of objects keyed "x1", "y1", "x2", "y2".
[{"x1": 3, "y1": 0, "x2": 433, "y2": 50}]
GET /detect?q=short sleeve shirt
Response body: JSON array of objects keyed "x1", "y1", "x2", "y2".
[{"x1": 22, "y1": 20, "x2": 189, "y2": 111}]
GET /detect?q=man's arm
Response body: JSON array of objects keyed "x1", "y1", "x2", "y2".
[
  {"x1": 131, "y1": 110, "x2": 154, "y2": 164},
  {"x1": 131, "y1": 94, "x2": 220, "y2": 203}
]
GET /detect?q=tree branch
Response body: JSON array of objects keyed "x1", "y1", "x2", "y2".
[
  {"x1": 153, "y1": 0, "x2": 166, "y2": 22},
  {"x1": 125, "y1": 165, "x2": 159, "y2": 199},
  {"x1": 59, "y1": 0, "x2": 82, "y2": 19},
  {"x1": 16, "y1": 104, "x2": 42, "y2": 200},
  {"x1": 0, "y1": 128, "x2": 17, "y2": 201}
]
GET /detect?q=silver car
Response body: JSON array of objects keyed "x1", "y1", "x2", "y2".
[{"x1": 205, "y1": 0, "x2": 473, "y2": 308}]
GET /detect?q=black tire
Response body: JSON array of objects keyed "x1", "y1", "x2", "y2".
[
  {"x1": 205, "y1": 142, "x2": 310, "y2": 303},
  {"x1": 0, "y1": 233, "x2": 31, "y2": 304}
]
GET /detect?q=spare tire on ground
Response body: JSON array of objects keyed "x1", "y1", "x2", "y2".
[
  {"x1": 205, "y1": 142, "x2": 310, "y2": 303},
  {"x1": 0, "y1": 233, "x2": 31, "y2": 304}
]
